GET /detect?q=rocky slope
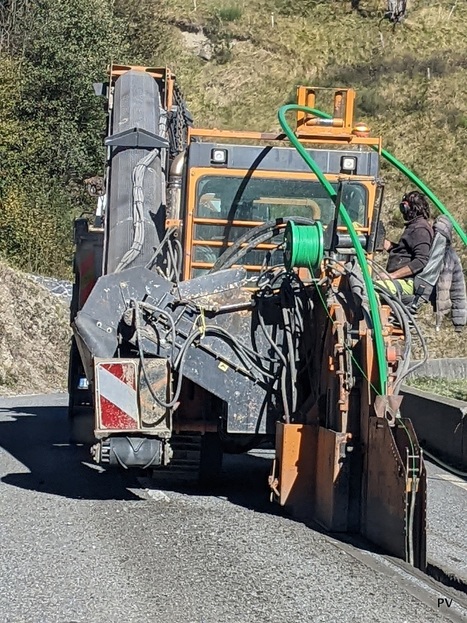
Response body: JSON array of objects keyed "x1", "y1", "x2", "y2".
[{"x1": 0, "y1": 263, "x2": 70, "y2": 396}]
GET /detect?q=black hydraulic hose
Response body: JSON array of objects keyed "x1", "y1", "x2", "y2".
[
  {"x1": 201, "y1": 325, "x2": 277, "y2": 378},
  {"x1": 257, "y1": 295, "x2": 291, "y2": 420},
  {"x1": 210, "y1": 217, "x2": 316, "y2": 273},
  {"x1": 132, "y1": 300, "x2": 183, "y2": 412}
]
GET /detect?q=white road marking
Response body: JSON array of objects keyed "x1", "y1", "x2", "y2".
[
  {"x1": 436, "y1": 472, "x2": 467, "y2": 492},
  {"x1": 81, "y1": 461, "x2": 106, "y2": 473}
]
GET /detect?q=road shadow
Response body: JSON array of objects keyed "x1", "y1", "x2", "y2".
[
  {"x1": 0, "y1": 397, "x2": 278, "y2": 508},
  {"x1": 0, "y1": 402, "x2": 139, "y2": 500},
  {"x1": 0, "y1": 402, "x2": 400, "y2": 566},
  {"x1": 139, "y1": 447, "x2": 286, "y2": 520},
  {"x1": 222, "y1": 453, "x2": 388, "y2": 565},
  {"x1": 0, "y1": 399, "x2": 414, "y2": 570}
]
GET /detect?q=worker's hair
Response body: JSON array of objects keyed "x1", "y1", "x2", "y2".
[{"x1": 402, "y1": 191, "x2": 430, "y2": 221}]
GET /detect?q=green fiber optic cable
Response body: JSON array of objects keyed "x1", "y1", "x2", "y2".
[
  {"x1": 284, "y1": 220, "x2": 324, "y2": 271},
  {"x1": 305, "y1": 107, "x2": 467, "y2": 246},
  {"x1": 278, "y1": 103, "x2": 388, "y2": 396}
]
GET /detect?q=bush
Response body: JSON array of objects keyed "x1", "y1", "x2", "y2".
[
  {"x1": 0, "y1": 0, "x2": 126, "y2": 277},
  {"x1": 276, "y1": 0, "x2": 327, "y2": 16},
  {"x1": 0, "y1": 187, "x2": 73, "y2": 278},
  {"x1": 205, "y1": 15, "x2": 235, "y2": 64},
  {"x1": 356, "y1": 88, "x2": 386, "y2": 117},
  {"x1": 217, "y1": 6, "x2": 243, "y2": 22},
  {"x1": 407, "y1": 377, "x2": 467, "y2": 402},
  {"x1": 16, "y1": 0, "x2": 125, "y2": 182},
  {"x1": 444, "y1": 107, "x2": 467, "y2": 132}
]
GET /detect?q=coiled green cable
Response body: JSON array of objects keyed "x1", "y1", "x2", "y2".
[
  {"x1": 284, "y1": 220, "x2": 324, "y2": 271},
  {"x1": 278, "y1": 103, "x2": 388, "y2": 395}
]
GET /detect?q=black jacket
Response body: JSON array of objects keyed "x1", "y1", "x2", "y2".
[{"x1": 386, "y1": 217, "x2": 433, "y2": 276}]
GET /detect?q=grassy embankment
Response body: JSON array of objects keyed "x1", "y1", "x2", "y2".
[
  {"x1": 150, "y1": 0, "x2": 467, "y2": 358},
  {"x1": 407, "y1": 377, "x2": 467, "y2": 401}
]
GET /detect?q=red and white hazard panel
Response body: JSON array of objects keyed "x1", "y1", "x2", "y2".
[{"x1": 95, "y1": 359, "x2": 140, "y2": 431}]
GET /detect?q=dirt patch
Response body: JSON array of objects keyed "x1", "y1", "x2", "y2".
[
  {"x1": 180, "y1": 30, "x2": 213, "y2": 61},
  {"x1": 0, "y1": 263, "x2": 71, "y2": 396}
]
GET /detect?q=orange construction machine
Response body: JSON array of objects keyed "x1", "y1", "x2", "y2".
[{"x1": 69, "y1": 65, "x2": 426, "y2": 569}]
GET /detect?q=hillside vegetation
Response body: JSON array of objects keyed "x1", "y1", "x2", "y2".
[
  {"x1": 407, "y1": 376, "x2": 467, "y2": 402},
  {"x1": 155, "y1": 0, "x2": 467, "y2": 229},
  {"x1": 1, "y1": 0, "x2": 466, "y2": 357}
]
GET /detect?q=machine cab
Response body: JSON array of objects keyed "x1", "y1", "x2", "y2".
[{"x1": 179, "y1": 87, "x2": 384, "y2": 280}]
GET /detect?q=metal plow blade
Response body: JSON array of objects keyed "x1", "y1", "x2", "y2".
[
  {"x1": 270, "y1": 416, "x2": 426, "y2": 571},
  {"x1": 363, "y1": 416, "x2": 426, "y2": 570}
]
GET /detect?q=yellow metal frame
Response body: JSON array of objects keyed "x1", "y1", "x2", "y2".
[
  {"x1": 183, "y1": 167, "x2": 377, "y2": 279},
  {"x1": 188, "y1": 86, "x2": 381, "y2": 149},
  {"x1": 296, "y1": 86, "x2": 356, "y2": 135},
  {"x1": 188, "y1": 127, "x2": 381, "y2": 150}
]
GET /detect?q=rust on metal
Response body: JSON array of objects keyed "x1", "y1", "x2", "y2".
[
  {"x1": 271, "y1": 422, "x2": 318, "y2": 513},
  {"x1": 313, "y1": 427, "x2": 352, "y2": 532},
  {"x1": 138, "y1": 358, "x2": 171, "y2": 433}
]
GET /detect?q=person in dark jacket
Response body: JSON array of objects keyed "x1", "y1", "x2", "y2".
[
  {"x1": 432, "y1": 215, "x2": 467, "y2": 332},
  {"x1": 382, "y1": 191, "x2": 434, "y2": 294}
]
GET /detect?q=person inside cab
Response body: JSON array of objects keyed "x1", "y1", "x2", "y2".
[
  {"x1": 342, "y1": 184, "x2": 366, "y2": 226},
  {"x1": 382, "y1": 191, "x2": 434, "y2": 295}
]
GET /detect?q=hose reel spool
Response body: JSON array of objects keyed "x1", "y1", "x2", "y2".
[{"x1": 284, "y1": 220, "x2": 324, "y2": 273}]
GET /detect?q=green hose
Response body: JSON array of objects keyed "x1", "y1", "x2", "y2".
[
  {"x1": 278, "y1": 104, "x2": 388, "y2": 396},
  {"x1": 304, "y1": 107, "x2": 467, "y2": 246}
]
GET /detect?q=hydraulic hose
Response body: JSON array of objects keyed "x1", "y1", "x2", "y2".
[
  {"x1": 278, "y1": 104, "x2": 388, "y2": 395},
  {"x1": 304, "y1": 107, "x2": 467, "y2": 246}
]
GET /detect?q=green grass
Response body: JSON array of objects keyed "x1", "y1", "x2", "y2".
[
  {"x1": 216, "y1": 6, "x2": 243, "y2": 21},
  {"x1": 407, "y1": 377, "x2": 467, "y2": 402}
]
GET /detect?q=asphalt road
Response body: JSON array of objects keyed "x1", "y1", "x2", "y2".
[
  {"x1": 0, "y1": 393, "x2": 465, "y2": 623},
  {"x1": 426, "y1": 460, "x2": 467, "y2": 584}
]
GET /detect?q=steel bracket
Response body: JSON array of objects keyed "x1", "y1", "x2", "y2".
[{"x1": 105, "y1": 127, "x2": 169, "y2": 149}]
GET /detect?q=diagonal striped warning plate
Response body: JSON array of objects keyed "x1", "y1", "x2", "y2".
[{"x1": 95, "y1": 359, "x2": 140, "y2": 431}]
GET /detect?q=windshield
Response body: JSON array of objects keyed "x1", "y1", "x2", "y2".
[
  {"x1": 196, "y1": 176, "x2": 368, "y2": 226},
  {"x1": 191, "y1": 175, "x2": 368, "y2": 275}
]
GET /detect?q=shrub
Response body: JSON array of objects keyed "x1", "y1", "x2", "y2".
[
  {"x1": 276, "y1": 0, "x2": 327, "y2": 16},
  {"x1": 0, "y1": 186, "x2": 73, "y2": 278},
  {"x1": 217, "y1": 6, "x2": 243, "y2": 22},
  {"x1": 356, "y1": 87, "x2": 386, "y2": 117},
  {"x1": 205, "y1": 15, "x2": 235, "y2": 64}
]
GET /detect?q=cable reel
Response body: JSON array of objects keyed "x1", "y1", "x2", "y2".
[{"x1": 284, "y1": 220, "x2": 324, "y2": 272}]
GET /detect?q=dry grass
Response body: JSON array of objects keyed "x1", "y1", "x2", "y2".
[
  {"x1": 155, "y1": 0, "x2": 467, "y2": 209},
  {"x1": 412, "y1": 304, "x2": 467, "y2": 359},
  {"x1": 0, "y1": 263, "x2": 70, "y2": 396}
]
